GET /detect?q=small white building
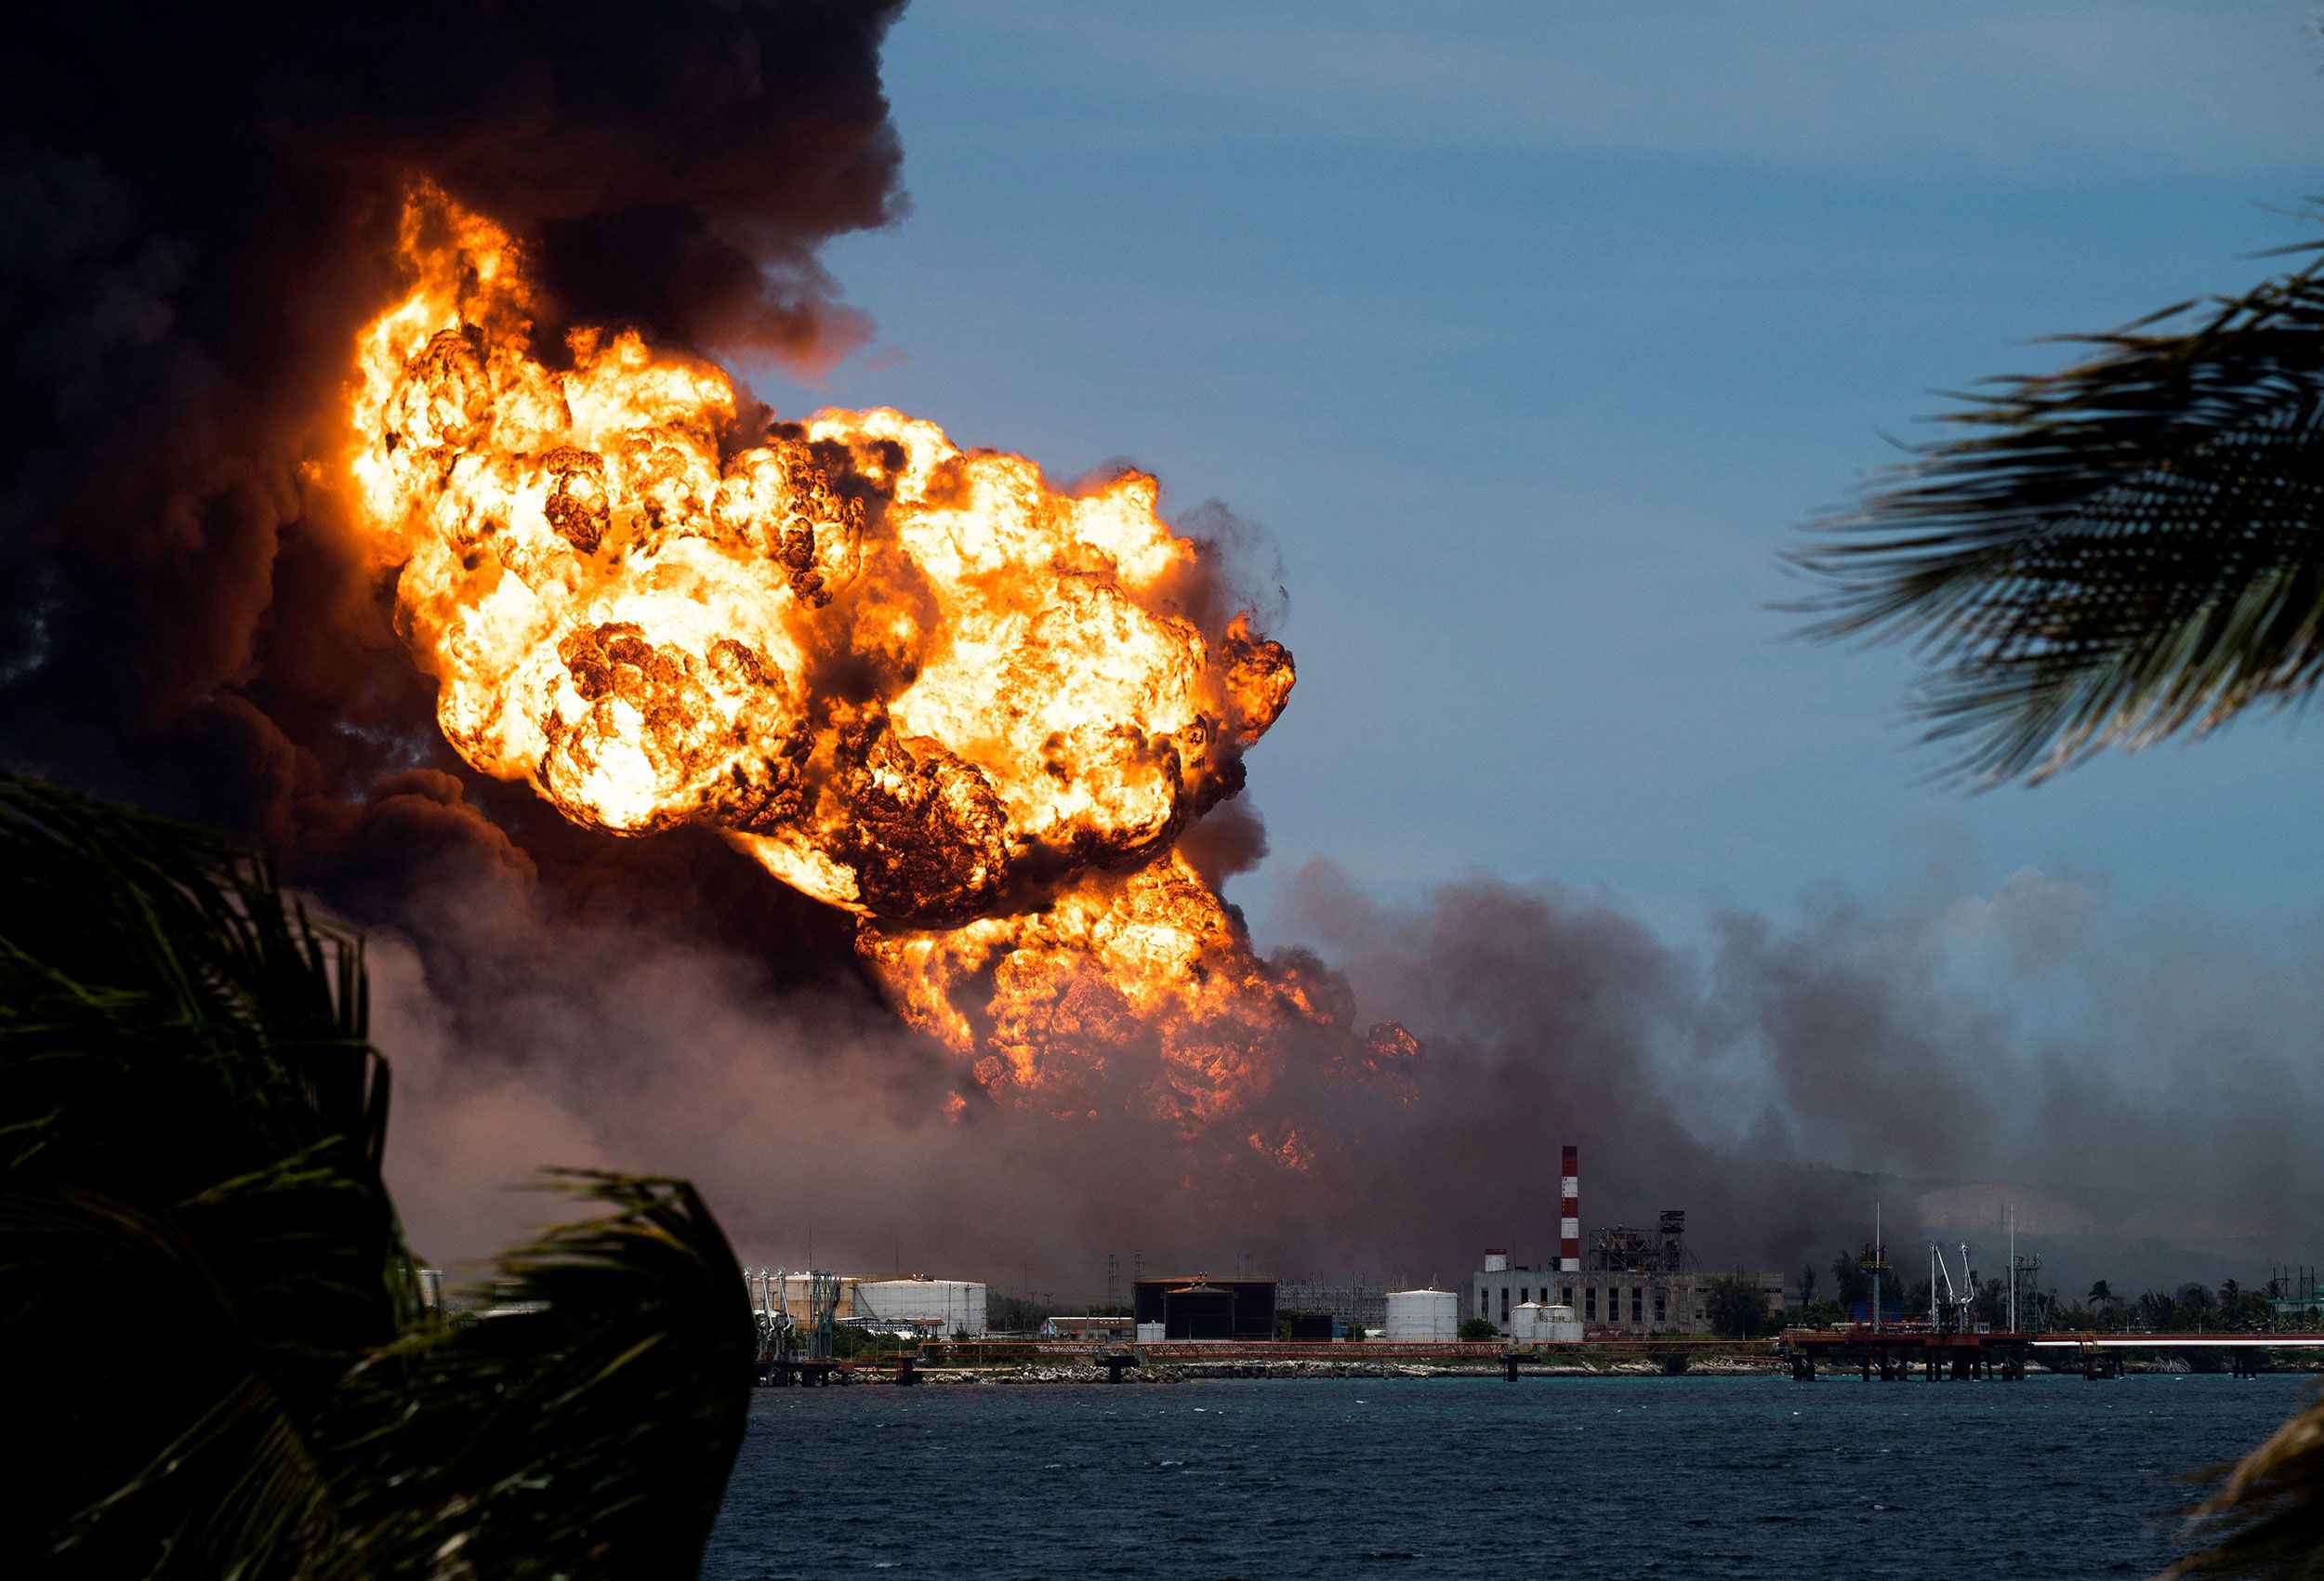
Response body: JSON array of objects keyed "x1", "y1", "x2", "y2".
[{"x1": 1040, "y1": 1314, "x2": 1134, "y2": 1341}]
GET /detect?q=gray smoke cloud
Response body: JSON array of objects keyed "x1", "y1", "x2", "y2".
[{"x1": 373, "y1": 820, "x2": 2324, "y2": 1304}]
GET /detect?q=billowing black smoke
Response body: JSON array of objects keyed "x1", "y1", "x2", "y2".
[
  {"x1": 363, "y1": 818, "x2": 2324, "y2": 1302},
  {"x1": 1, "y1": 0, "x2": 908, "y2": 982},
  {"x1": 8, "y1": 3, "x2": 2315, "y2": 1311}
]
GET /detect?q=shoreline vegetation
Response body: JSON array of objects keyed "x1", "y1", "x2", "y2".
[{"x1": 2, "y1": 774, "x2": 756, "y2": 1576}]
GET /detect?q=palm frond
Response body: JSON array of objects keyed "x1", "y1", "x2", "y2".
[
  {"x1": 333, "y1": 1173, "x2": 756, "y2": 1580},
  {"x1": 0, "y1": 772, "x2": 755, "y2": 1577},
  {"x1": 0, "y1": 774, "x2": 410, "y2": 1576},
  {"x1": 2168, "y1": 1390, "x2": 2324, "y2": 1577},
  {"x1": 1794, "y1": 248, "x2": 2324, "y2": 784}
]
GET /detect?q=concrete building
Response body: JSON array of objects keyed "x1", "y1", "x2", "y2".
[
  {"x1": 1472, "y1": 1255, "x2": 1700, "y2": 1337},
  {"x1": 1470, "y1": 1231, "x2": 1785, "y2": 1337}
]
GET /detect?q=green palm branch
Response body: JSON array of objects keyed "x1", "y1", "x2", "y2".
[
  {"x1": 2170, "y1": 1394, "x2": 2324, "y2": 1578},
  {"x1": 0, "y1": 773, "x2": 753, "y2": 1577},
  {"x1": 1798, "y1": 232, "x2": 2324, "y2": 1575},
  {"x1": 1794, "y1": 245, "x2": 2324, "y2": 784}
]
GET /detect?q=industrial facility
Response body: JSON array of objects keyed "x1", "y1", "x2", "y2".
[
  {"x1": 1471, "y1": 1144, "x2": 1782, "y2": 1337},
  {"x1": 745, "y1": 1271, "x2": 990, "y2": 1339},
  {"x1": 738, "y1": 1166, "x2": 2315, "y2": 1383},
  {"x1": 744, "y1": 1145, "x2": 1792, "y2": 1358}
]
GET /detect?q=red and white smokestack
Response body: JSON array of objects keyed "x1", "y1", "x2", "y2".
[{"x1": 1559, "y1": 1144, "x2": 1580, "y2": 1273}]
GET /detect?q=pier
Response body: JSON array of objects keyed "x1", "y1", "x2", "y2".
[{"x1": 1777, "y1": 1325, "x2": 2324, "y2": 1381}]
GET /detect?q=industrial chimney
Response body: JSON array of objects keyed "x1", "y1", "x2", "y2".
[{"x1": 1560, "y1": 1145, "x2": 1580, "y2": 1273}]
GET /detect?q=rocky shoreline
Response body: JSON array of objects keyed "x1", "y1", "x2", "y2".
[
  {"x1": 900, "y1": 1351, "x2": 2324, "y2": 1385},
  {"x1": 917, "y1": 1356, "x2": 1785, "y2": 1384}
]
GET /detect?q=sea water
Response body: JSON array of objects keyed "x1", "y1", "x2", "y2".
[{"x1": 705, "y1": 1373, "x2": 2315, "y2": 1578}]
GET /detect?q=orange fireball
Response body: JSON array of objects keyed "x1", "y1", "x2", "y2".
[
  {"x1": 348, "y1": 187, "x2": 1391, "y2": 1131},
  {"x1": 350, "y1": 188, "x2": 1290, "y2": 931}
]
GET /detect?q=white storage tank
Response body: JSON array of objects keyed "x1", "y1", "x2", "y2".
[
  {"x1": 1381, "y1": 1288, "x2": 1459, "y2": 1341},
  {"x1": 851, "y1": 1278, "x2": 989, "y2": 1337},
  {"x1": 1511, "y1": 1301, "x2": 1584, "y2": 1344}
]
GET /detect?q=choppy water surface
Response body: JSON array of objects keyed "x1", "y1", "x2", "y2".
[{"x1": 706, "y1": 1374, "x2": 2313, "y2": 1578}]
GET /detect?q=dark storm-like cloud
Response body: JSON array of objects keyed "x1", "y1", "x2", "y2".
[
  {"x1": 369, "y1": 849, "x2": 2324, "y2": 1300},
  {"x1": 9, "y1": 2, "x2": 2308, "y2": 1313},
  {"x1": 0, "y1": 0, "x2": 907, "y2": 983}
]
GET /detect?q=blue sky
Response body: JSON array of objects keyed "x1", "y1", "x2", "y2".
[{"x1": 747, "y1": 0, "x2": 2324, "y2": 947}]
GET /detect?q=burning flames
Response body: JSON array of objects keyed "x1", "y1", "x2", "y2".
[{"x1": 347, "y1": 188, "x2": 1402, "y2": 1136}]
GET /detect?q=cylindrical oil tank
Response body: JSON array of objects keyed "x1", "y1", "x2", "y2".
[
  {"x1": 1381, "y1": 1288, "x2": 1459, "y2": 1341},
  {"x1": 1512, "y1": 1301, "x2": 1585, "y2": 1344},
  {"x1": 851, "y1": 1278, "x2": 989, "y2": 1337}
]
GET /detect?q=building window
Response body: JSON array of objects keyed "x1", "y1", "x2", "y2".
[
  {"x1": 1586, "y1": 1287, "x2": 1597, "y2": 1321},
  {"x1": 1632, "y1": 1288, "x2": 1643, "y2": 1324},
  {"x1": 1655, "y1": 1290, "x2": 1667, "y2": 1324},
  {"x1": 1520, "y1": 1286, "x2": 1530, "y2": 1304},
  {"x1": 1500, "y1": 1288, "x2": 1510, "y2": 1323},
  {"x1": 1561, "y1": 1286, "x2": 1574, "y2": 1309},
  {"x1": 1479, "y1": 1288, "x2": 1489, "y2": 1316}
]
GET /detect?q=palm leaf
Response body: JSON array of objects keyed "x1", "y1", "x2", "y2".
[
  {"x1": 0, "y1": 772, "x2": 755, "y2": 1577},
  {"x1": 2169, "y1": 1390, "x2": 2324, "y2": 1577},
  {"x1": 331, "y1": 1174, "x2": 755, "y2": 1580},
  {"x1": 1793, "y1": 247, "x2": 2324, "y2": 784},
  {"x1": 0, "y1": 775, "x2": 409, "y2": 1576}
]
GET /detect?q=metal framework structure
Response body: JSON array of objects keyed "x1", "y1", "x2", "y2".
[
  {"x1": 1584, "y1": 1213, "x2": 1691, "y2": 1275},
  {"x1": 746, "y1": 1268, "x2": 840, "y2": 1365},
  {"x1": 1276, "y1": 1280, "x2": 1388, "y2": 1334},
  {"x1": 1928, "y1": 1240, "x2": 1976, "y2": 1334},
  {"x1": 2268, "y1": 1265, "x2": 2322, "y2": 1322}
]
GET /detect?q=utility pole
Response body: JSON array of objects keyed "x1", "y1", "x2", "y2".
[
  {"x1": 1872, "y1": 1202, "x2": 1882, "y2": 1334},
  {"x1": 2006, "y1": 1204, "x2": 2015, "y2": 1334}
]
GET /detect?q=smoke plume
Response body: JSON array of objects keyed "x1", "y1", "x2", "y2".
[
  {"x1": 368, "y1": 830, "x2": 2324, "y2": 1298},
  {"x1": 8, "y1": 3, "x2": 2317, "y2": 1310},
  {"x1": 1, "y1": 0, "x2": 908, "y2": 992}
]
